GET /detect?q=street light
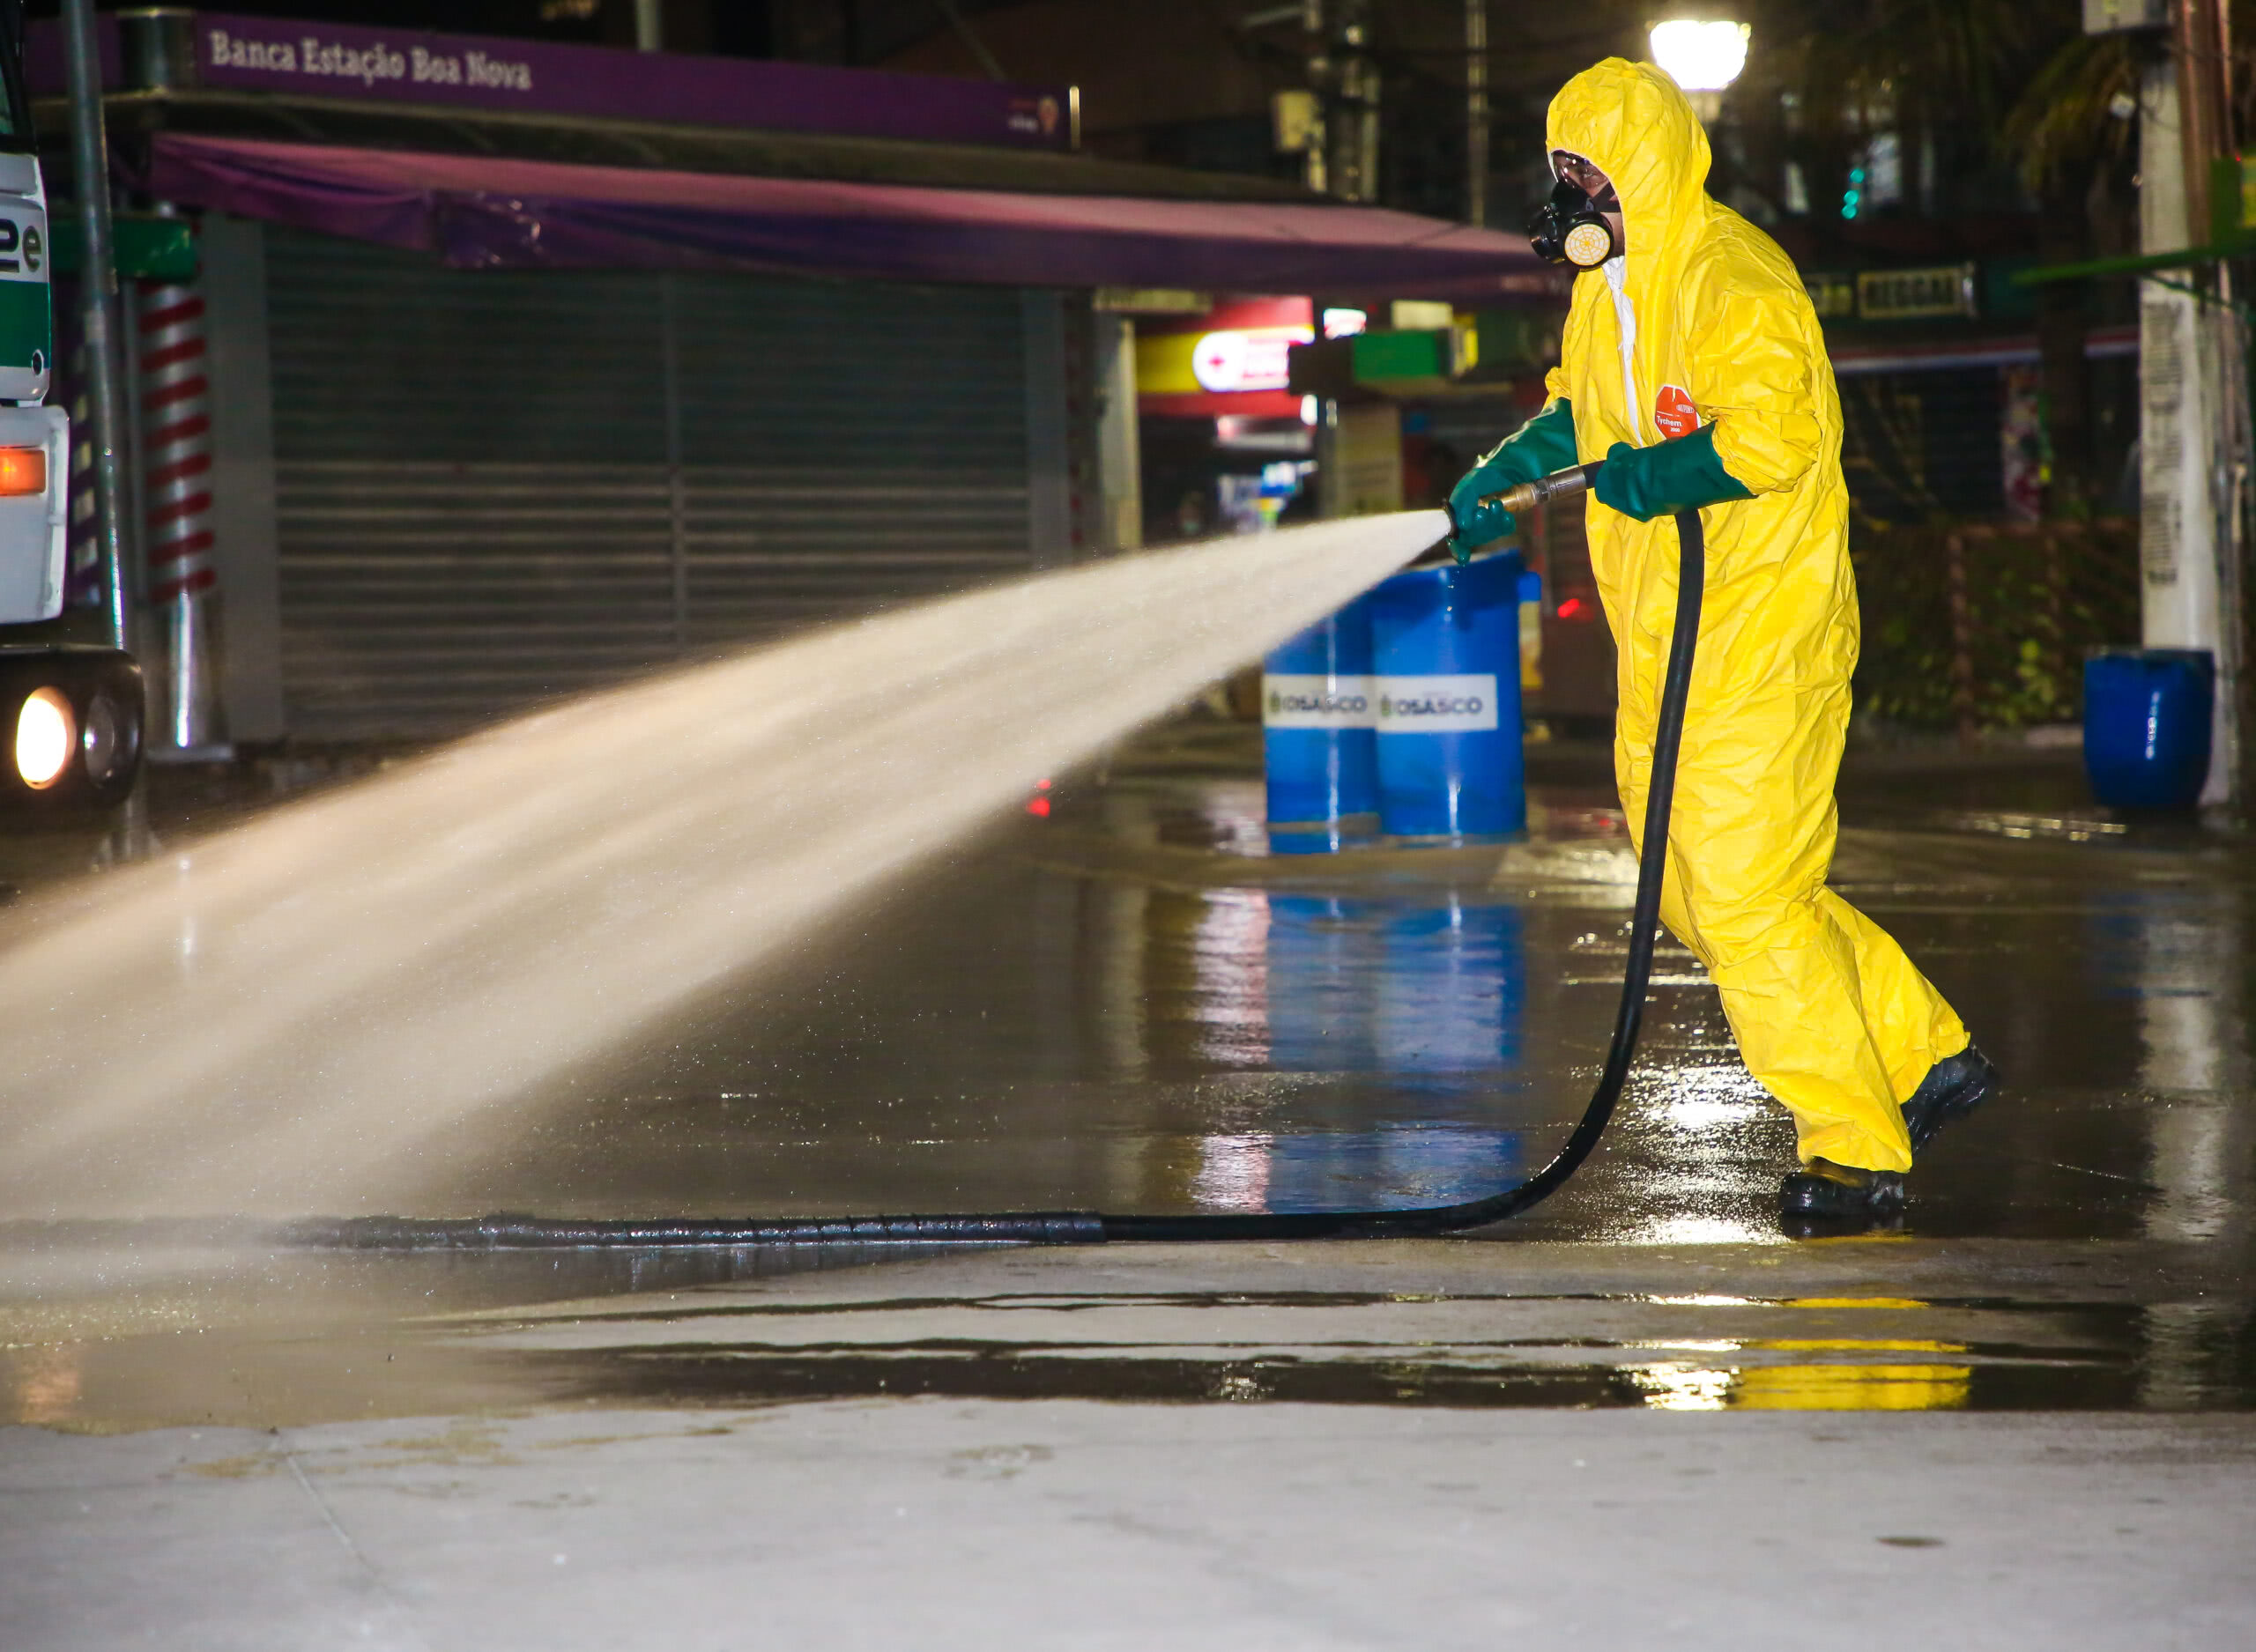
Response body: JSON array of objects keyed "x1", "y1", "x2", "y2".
[{"x1": 1649, "y1": 19, "x2": 1750, "y2": 93}]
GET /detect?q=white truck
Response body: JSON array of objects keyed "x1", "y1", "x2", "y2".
[{"x1": 0, "y1": 0, "x2": 140, "y2": 825}]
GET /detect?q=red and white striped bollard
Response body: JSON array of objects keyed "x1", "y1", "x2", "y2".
[{"x1": 139, "y1": 277, "x2": 226, "y2": 756}]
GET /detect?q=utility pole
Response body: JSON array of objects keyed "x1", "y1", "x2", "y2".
[
  {"x1": 1465, "y1": 0, "x2": 1488, "y2": 226},
  {"x1": 63, "y1": 0, "x2": 148, "y2": 853},
  {"x1": 1313, "y1": 0, "x2": 1377, "y2": 204},
  {"x1": 1341, "y1": 0, "x2": 1378, "y2": 204},
  {"x1": 2175, "y1": 0, "x2": 2231, "y2": 236},
  {"x1": 62, "y1": 0, "x2": 132, "y2": 663},
  {"x1": 2134, "y1": 0, "x2": 2243, "y2": 805},
  {"x1": 2187, "y1": 0, "x2": 2249, "y2": 810},
  {"x1": 1295, "y1": 2, "x2": 1328, "y2": 194}
]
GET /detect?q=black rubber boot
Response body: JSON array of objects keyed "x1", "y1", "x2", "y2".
[
  {"x1": 1901, "y1": 1045, "x2": 2000, "y2": 1155},
  {"x1": 1778, "y1": 1157, "x2": 1906, "y2": 1222}
]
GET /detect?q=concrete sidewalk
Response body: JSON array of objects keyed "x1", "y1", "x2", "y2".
[{"x1": 7, "y1": 1400, "x2": 2249, "y2": 1650}]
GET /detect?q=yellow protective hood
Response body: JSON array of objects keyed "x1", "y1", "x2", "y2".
[{"x1": 1546, "y1": 59, "x2": 1712, "y2": 288}]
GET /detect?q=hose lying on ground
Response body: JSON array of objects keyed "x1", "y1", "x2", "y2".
[{"x1": 275, "y1": 478, "x2": 1702, "y2": 1252}]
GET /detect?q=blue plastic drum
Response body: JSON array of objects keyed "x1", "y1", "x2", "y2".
[
  {"x1": 1365, "y1": 551, "x2": 1526, "y2": 841},
  {"x1": 2083, "y1": 647, "x2": 2214, "y2": 812},
  {"x1": 1262, "y1": 597, "x2": 1379, "y2": 854}
]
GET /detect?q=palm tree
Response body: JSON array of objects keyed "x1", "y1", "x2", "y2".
[{"x1": 1751, "y1": 0, "x2": 2044, "y2": 145}]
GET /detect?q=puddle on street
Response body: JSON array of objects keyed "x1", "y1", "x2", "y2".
[
  {"x1": 509, "y1": 1345, "x2": 2141, "y2": 1414},
  {"x1": 6, "y1": 1272, "x2": 2245, "y2": 1427},
  {"x1": 457, "y1": 1284, "x2": 2239, "y2": 1416}
]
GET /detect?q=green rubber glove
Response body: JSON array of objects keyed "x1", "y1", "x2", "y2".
[
  {"x1": 1592, "y1": 424, "x2": 1755, "y2": 522},
  {"x1": 1447, "y1": 399, "x2": 1577, "y2": 563}
]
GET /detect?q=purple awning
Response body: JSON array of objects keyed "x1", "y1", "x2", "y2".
[{"x1": 142, "y1": 133, "x2": 1564, "y2": 300}]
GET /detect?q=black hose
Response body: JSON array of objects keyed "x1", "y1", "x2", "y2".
[{"x1": 293, "y1": 507, "x2": 1707, "y2": 1253}]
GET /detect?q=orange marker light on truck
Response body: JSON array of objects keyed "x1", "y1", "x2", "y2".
[{"x1": 0, "y1": 447, "x2": 46, "y2": 496}]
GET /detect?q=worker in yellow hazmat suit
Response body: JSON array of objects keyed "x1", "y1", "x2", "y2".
[{"x1": 1449, "y1": 60, "x2": 1999, "y2": 1223}]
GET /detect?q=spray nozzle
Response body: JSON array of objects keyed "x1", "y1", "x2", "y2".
[
  {"x1": 1478, "y1": 460, "x2": 1606, "y2": 520},
  {"x1": 1445, "y1": 461, "x2": 1603, "y2": 567}
]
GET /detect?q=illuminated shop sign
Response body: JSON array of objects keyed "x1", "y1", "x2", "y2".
[{"x1": 1190, "y1": 326, "x2": 1315, "y2": 393}]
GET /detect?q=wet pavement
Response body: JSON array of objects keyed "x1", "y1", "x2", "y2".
[{"x1": 3, "y1": 728, "x2": 2253, "y2": 1646}]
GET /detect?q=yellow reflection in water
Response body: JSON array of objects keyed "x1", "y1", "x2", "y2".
[
  {"x1": 1730, "y1": 1362, "x2": 1970, "y2": 1411},
  {"x1": 1630, "y1": 1292, "x2": 1974, "y2": 1411},
  {"x1": 1748, "y1": 1338, "x2": 1965, "y2": 1354},
  {"x1": 1633, "y1": 1354, "x2": 1972, "y2": 1412}
]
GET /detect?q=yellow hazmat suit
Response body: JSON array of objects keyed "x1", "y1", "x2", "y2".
[{"x1": 1544, "y1": 60, "x2": 1966, "y2": 1172}]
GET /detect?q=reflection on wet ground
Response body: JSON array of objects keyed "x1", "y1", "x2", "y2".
[
  {"x1": 2, "y1": 736, "x2": 2252, "y2": 1427},
  {"x1": 2, "y1": 1235, "x2": 2243, "y2": 1426}
]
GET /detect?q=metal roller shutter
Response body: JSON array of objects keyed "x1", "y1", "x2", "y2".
[
  {"x1": 666, "y1": 272, "x2": 1033, "y2": 648},
  {"x1": 265, "y1": 230, "x2": 1034, "y2": 739}
]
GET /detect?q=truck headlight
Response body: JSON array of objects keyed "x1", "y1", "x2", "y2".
[{"x1": 15, "y1": 685, "x2": 73, "y2": 789}]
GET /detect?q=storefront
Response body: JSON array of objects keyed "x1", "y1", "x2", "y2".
[
  {"x1": 34, "y1": 11, "x2": 1548, "y2": 744},
  {"x1": 214, "y1": 225, "x2": 1063, "y2": 739}
]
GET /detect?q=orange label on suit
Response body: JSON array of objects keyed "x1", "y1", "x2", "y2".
[{"x1": 1654, "y1": 384, "x2": 1699, "y2": 441}]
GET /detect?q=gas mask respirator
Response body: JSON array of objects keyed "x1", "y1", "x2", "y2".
[{"x1": 1527, "y1": 176, "x2": 1618, "y2": 270}]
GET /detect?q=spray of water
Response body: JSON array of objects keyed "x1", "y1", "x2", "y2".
[{"x1": 0, "y1": 513, "x2": 1443, "y2": 1219}]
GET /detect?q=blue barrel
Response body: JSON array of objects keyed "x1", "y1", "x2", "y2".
[
  {"x1": 2084, "y1": 647, "x2": 2214, "y2": 812},
  {"x1": 1263, "y1": 598, "x2": 1379, "y2": 854},
  {"x1": 1365, "y1": 551, "x2": 1525, "y2": 841}
]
